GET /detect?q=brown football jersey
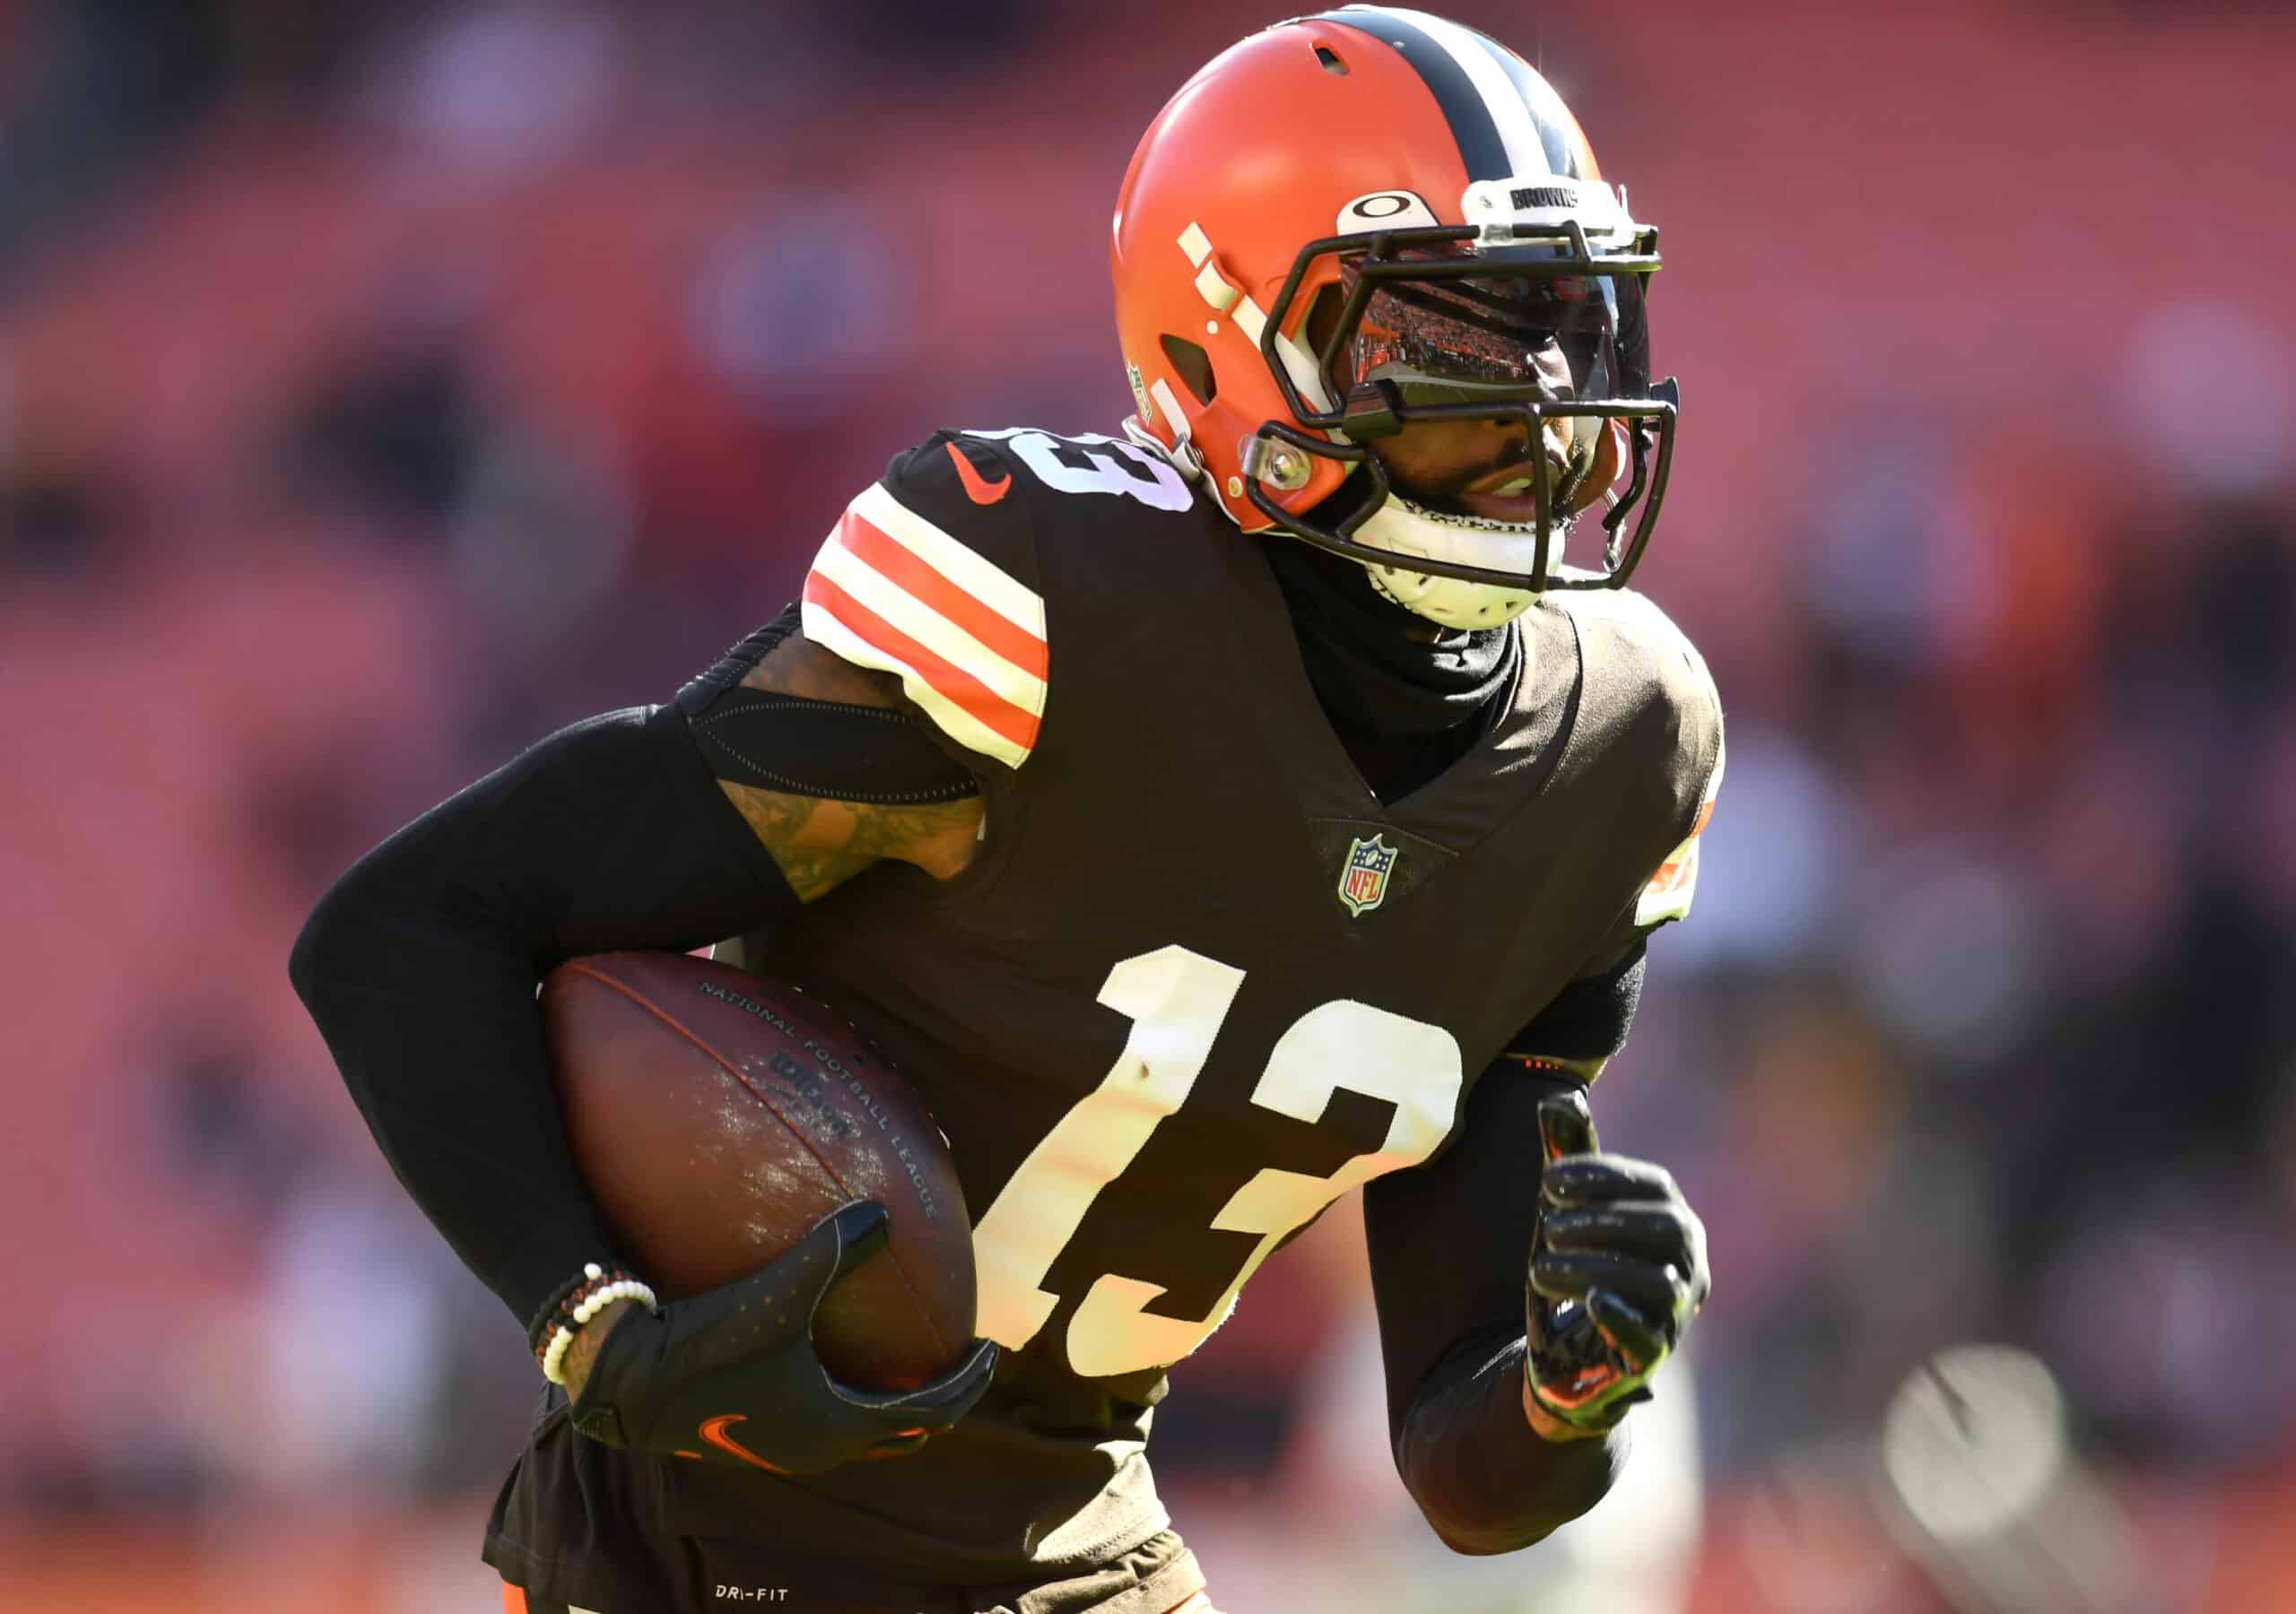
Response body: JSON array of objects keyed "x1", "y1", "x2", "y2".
[{"x1": 486, "y1": 425, "x2": 1722, "y2": 1603}]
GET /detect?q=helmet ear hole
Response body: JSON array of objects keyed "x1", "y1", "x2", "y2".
[{"x1": 1159, "y1": 334, "x2": 1217, "y2": 405}]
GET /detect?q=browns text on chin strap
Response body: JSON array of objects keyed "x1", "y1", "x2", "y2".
[{"x1": 681, "y1": 689, "x2": 981, "y2": 805}]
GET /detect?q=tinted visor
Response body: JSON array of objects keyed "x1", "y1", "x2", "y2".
[{"x1": 1321, "y1": 246, "x2": 1648, "y2": 415}]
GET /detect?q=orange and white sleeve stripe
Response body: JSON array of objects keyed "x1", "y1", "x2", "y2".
[
  {"x1": 800, "y1": 482, "x2": 1048, "y2": 768},
  {"x1": 1634, "y1": 733, "x2": 1724, "y2": 928}
]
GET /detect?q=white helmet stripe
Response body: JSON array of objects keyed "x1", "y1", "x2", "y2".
[{"x1": 1183, "y1": 218, "x2": 1334, "y2": 414}]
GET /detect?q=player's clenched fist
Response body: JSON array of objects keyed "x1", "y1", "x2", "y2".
[{"x1": 1523, "y1": 1091, "x2": 1709, "y2": 1436}]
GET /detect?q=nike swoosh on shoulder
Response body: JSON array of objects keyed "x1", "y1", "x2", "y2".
[
  {"x1": 945, "y1": 439, "x2": 1012, "y2": 504},
  {"x1": 698, "y1": 1413, "x2": 790, "y2": 1473}
]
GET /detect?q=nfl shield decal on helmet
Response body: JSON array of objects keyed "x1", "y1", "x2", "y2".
[{"x1": 1338, "y1": 834, "x2": 1399, "y2": 917}]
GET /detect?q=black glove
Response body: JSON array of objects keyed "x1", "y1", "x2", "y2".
[
  {"x1": 1525, "y1": 1090, "x2": 1709, "y2": 1433},
  {"x1": 570, "y1": 1200, "x2": 997, "y2": 1474}
]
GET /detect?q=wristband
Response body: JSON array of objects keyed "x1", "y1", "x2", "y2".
[{"x1": 528, "y1": 1262, "x2": 657, "y2": 1384}]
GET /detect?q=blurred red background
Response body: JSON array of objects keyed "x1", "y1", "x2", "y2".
[{"x1": 4, "y1": 3, "x2": 2292, "y2": 1609}]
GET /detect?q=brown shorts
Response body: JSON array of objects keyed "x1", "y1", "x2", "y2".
[
  {"x1": 499, "y1": 1527, "x2": 1213, "y2": 1614},
  {"x1": 507, "y1": 1596, "x2": 1218, "y2": 1614},
  {"x1": 507, "y1": 1597, "x2": 1218, "y2": 1614}
]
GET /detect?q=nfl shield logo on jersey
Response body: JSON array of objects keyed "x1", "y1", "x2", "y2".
[{"x1": 1337, "y1": 834, "x2": 1398, "y2": 917}]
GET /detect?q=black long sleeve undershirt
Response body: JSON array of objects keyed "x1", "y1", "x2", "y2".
[
  {"x1": 289, "y1": 704, "x2": 800, "y2": 1327},
  {"x1": 1361, "y1": 999, "x2": 1639, "y2": 1551},
  {"x1": 1388, "y1": 1322, "x2": 1630, "y2": 1553}
]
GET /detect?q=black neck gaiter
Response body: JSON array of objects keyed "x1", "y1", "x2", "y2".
[{"x1": 1261, "y1": 534, "x2": 1522, "y2": 801}]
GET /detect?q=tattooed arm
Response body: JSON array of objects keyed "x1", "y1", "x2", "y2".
[
  {"x1": 714, "y1": 630, "x2": 985, "y2": 898},
  {"x1": 289, "y1": 630, "x2": 979, "y2": 1330}
]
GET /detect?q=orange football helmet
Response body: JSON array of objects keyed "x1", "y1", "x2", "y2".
[{"x1": 1111, "y1": 6, "x2": 1677, "y2": 626}]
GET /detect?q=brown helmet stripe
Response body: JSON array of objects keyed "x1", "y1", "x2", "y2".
[
  {"x1": 1312, "y1": 7, "x2": 1515, "y2": 181},
  {"x1": 1468, "y1": 30, "x2": 1596, "y2": 179}
]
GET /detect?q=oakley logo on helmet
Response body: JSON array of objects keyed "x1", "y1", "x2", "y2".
[{"x1": 1340, "y1": 191, "x2": 1440, "y2": 231}]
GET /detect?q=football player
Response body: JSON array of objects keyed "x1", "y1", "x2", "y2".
[{"x1": 291, "y1": 10, "x2": 1720, "y2": 1612}]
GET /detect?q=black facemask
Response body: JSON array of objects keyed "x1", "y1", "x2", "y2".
[{"x1": 1262, "y1": 532, "x2": 1520, "y2": 798}]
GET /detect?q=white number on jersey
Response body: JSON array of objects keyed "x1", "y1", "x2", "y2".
[
  {"x1": 970, "y1": 428, "x2": 1196, "y2": 512},
  {"x1": 970, "y1": 945, "x2": 1464, "y2": 1377}
]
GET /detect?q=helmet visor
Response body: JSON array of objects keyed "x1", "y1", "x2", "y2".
[{"x1": 1322, "y1": 245, "x2": 1649, "y2": 418}]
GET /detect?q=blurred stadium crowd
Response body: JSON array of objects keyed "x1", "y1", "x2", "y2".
[{"x1": 4, "y1": 2, "x2": 2293, "y2": 1609}]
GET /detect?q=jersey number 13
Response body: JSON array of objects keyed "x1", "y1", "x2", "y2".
[{"x1": 969, "y1": 944, "x2": 1462, "y2": 1377}]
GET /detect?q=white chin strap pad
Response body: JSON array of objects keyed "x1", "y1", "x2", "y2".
[{"x1": 1347, "y1": 495, "x2": 1549, "y2": 629}]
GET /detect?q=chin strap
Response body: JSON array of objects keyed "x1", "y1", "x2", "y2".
[
  {"x1": 1350, "y1": 492, "x2": 1560, "y2": 629},
  {"x1": 1126, "y1": 408, "x2": 1593, "y2": 630}
]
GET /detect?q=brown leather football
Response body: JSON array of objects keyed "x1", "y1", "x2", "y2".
[{"x1": 539, "y1": 950, "x2": 974, "y2": 1391}]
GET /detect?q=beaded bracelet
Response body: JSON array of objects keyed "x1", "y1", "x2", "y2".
[
  {"x1": 525, "y1": 1267, "x2": 598, "y2": 1349},
  {"x1": 530, "y1": 1262, "x2": 658, "y2": 1384}
]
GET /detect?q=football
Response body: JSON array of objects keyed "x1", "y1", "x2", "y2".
[{"x1": 539, "y1": 950, "x2": 975, "y2": 1391}]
